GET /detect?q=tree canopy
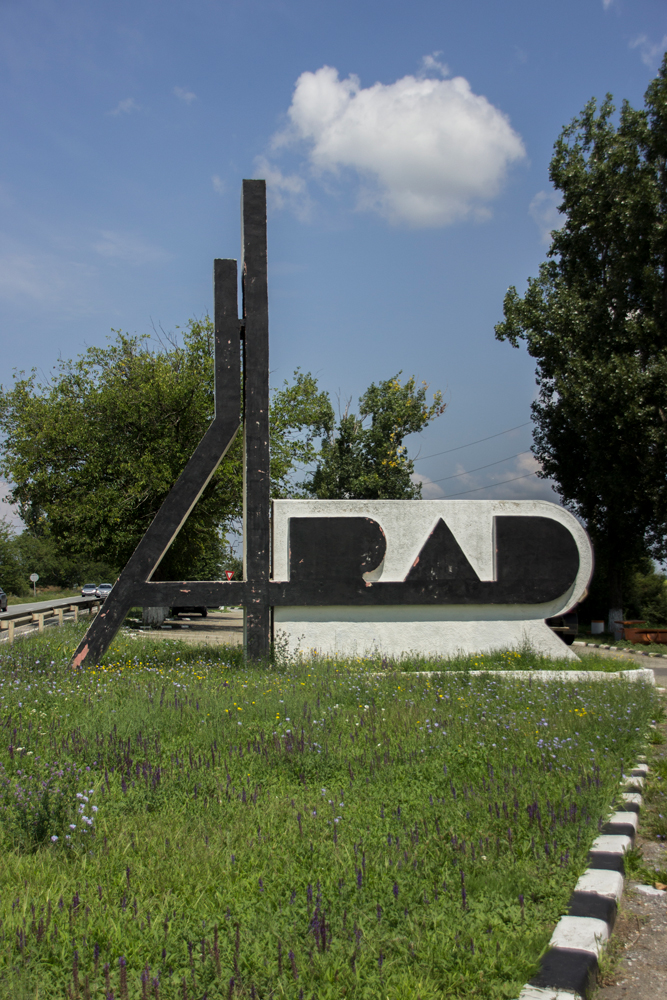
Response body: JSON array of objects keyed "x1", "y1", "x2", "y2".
[
  {"x1": 495, "y1": 55, "x2": 667, "y2": 623},
  {"x1": 0, "y1": 322, "x2": 444, "y2": 590},
  {"x1": 308, "y1": 375, "x2": 445, "y2": 500}
]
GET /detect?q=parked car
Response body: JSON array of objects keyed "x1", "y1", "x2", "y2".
[
  {"x1": 170, "y1": 606, "x2": 207, "y2": 617},
  {"x1": 546, "y1": 610, "x2": 578, "y2": 645},
  {"x1": 96, "y1": 583, "x2": 113, "y2": 600},
  {"x1": 0, "y1": 587, "x2": 7, "y2": 613},
  {"x1": 81, "y1": 583, "x2": 98, "y2": 598}
]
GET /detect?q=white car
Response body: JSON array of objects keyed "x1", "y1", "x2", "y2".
[{"x1": 96, "y1": 583, "x2": 113, "y2": 601}]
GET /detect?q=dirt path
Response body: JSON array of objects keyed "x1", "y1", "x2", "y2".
[
  {"x1": 594, "y1": 682, "x2": 667, "y2": 1000},
  {"x1": 128, "y1": 610, "x2": 244, "y2": 646}
]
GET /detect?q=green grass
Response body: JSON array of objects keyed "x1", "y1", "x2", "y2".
[
  {"x1": 0, "y1": 625, "x2": 659, "y2": 999},
  {"x1": 7, "y1": 589, "x2": 82, "y2": 606}
]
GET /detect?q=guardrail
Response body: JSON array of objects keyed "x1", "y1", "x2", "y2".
[{"x1": 0, "y1": 598, "x2": 102, "y2": 643}]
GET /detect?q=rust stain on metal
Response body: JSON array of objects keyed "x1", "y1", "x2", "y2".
[{"x1": 71, "y1": 645, "x2": 89, "y2": 670}]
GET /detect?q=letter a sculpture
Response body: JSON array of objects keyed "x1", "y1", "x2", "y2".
[{"x1": 72, "y1": 180, "x2": 593, "y2": 668}]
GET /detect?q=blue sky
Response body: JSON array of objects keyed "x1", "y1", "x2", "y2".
[{"x1": 1, "y1": 0, "x2": 666, "y2": 526}]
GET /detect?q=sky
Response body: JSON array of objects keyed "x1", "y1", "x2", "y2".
[{"x1": 1, "y1": 0, "x2": 666, "y2": 530}]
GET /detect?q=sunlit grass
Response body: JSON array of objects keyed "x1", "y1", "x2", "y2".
[{"x1": 0, "y1": 624, "x2": 658, "y2": 999}]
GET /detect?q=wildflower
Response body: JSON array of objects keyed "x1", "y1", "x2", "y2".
[{"x1": 51, "y1": 835, "x2": 58, "y2": 842}]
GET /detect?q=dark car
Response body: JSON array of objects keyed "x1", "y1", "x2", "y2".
[
  {"x1": 96, "y1": 583, "x2": 113, "y2": 601},
  {"x1": 81, "y1": 583, "x2": 98, "y2": 598},
  {"x1": 170, "y1": 606, "x2": 208, "y2": 617},
  {"x1": 546, "y1": 610, "x2": 578, "y2": 645},
  {"x1": 0, "y1": 587, "x2": 7, "y2": 613}
]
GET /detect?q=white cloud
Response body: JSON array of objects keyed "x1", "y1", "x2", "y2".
[
  {"x1": 212, "y1": 175, "x2": 225, "y2": 195},
  {"x1": 108, "y1": 97, "x2": 141, "y2": 117},
  {"x1": 413, "y1": 452, "x2": 558, "y2": 502},
  {"x1": 267, "y1": 63, "x2": 525, "y2": 227},
  {"x1": 174, "y1": 86, "x2": 196, "y2": 104},
  {"x1": 529, "y1": 190, "x2": 563, "y2": 244},
  {"x1": 254, "y1": 156, "x2": 312, "y2": 221},
  {"x1": 630, "y1": 34, "x2": 667, "y2": 69},
  {"x1": 418, "y1": 52, "x2": 450, "y2": 78},
  {"x1": 602, "y1": 0, "x2": 614, "y2": 9},
  {"x1": 0, "y1": 484, "x2": 23, "y2": 532},
  {"x1": 92, "y1": 231, "x2": 170, "y2": 266}
]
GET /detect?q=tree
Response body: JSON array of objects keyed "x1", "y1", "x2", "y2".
[
  {"x1": 308, "y1": 374, "x2": 445, "y2": 499},
  {"x1": 0, "y1": 325, "x2": 442, "y2": 580},
  {"x1": 0, "y1": 322, "x2": 330, "y2": 582},
  {"x1": 495, "y1": 56, "x2": 667, "y2": 634},
  {"x1": 0, "y1": 518, "x2": 28, "y2": 597}
]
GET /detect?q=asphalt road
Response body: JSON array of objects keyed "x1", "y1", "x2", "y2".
[{"x1": 574, "y1": 642, "x2": 667, "y2": 686}]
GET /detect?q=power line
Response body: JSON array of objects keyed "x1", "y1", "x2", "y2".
[
  {"x1": 442, "y1": 471, "x2": 539, "y2": 498},
  {"x1": 413, "y1": 422, "x2": 531, "y2": 463},
  {"x1": 428, "y1": 451, "x2": 529, "y2": 485}
]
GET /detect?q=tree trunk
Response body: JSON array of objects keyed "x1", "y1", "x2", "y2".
[{"x1": 607, "y1": 562, "x2": 624, "y2": 640}]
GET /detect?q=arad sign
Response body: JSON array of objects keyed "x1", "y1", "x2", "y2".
[
  {"x1": 272, "y1": 499, "x2": 592, "y2": 660},
  {"x1": 71, "y1": 181, "x2": 592, "y2": 667}
]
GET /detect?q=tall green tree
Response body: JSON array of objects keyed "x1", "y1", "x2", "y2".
[
  {"x1": 308, "y1": 374, "x2": 445, "y2": 499},
  {"x1": 495, "y1": 56, "x2": 667, "y2": 632},
  {"x1": 1, "y1": 326, "x2": 441, "y2": 581},
  {"x1": 0, "y1": 322, "x2": 330, "y2": 582}
]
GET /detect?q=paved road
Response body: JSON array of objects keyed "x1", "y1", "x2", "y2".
[
  {"x1": 2, "y1": 595, "x2": 95, "y2": 616},
  {"x1": 575, "y1": 642, "x2": 667, "y2": 686}
]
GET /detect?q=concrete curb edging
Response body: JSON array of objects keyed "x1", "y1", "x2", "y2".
[
  {"x1": 573, "y1": 640, "x2": 667, "y2": 660},
  {"x1": 515, "y1": 762, "x2": 649, "y2": 1000}
]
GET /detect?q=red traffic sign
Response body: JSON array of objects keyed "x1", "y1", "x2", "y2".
[{"x1": 225, "y1": 570, "x2": 234, "y2": 581}]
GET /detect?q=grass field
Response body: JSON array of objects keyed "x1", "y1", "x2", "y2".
[{"x1": 0, "y1": 625, "x2": 660, "y2": 999}]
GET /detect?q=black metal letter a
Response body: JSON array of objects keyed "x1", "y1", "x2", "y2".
[{"x1": 71, "y1": 180, "x2": 270, "y2": 667}]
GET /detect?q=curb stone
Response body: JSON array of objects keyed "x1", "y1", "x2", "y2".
[
  {"x1": 573, "y1": 640, "x2": 667, "y2": 659},
  {"x1": 515, "y1": 760, "x2": 648, "y2": 1000}
]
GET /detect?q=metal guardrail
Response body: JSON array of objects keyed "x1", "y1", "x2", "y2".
[{"x1": 0, "y1": 597, "x2": 102, "y2": 643}]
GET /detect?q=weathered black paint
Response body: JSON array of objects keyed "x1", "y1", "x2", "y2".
[
  {"x1": 531, "y1": 948, "x2": 598, "y2": 997},
  {"x1": 70, "y1": 253, "x2": 243, "y2": 667},
  {"x1": 241, "y1": 180, "x2": 271, "y2": 658},
  {"x1": 289, "y1": 517, "x2": 386, "y2": 581},
  {"x1": 406, "y1": 518, "x2": 478, "y2": 583},
  {"x1": 568, "y1": 892, "x2": 617, "y2": 925},
  {"x1": 278, "y1": 515, "x2": 579, "y2": 605}
]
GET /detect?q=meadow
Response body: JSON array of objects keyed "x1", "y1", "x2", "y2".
[{"x1": 0, "y1": 624, "x2": 659, "y2": 1000}]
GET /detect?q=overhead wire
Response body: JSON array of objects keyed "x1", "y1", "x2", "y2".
[
  {"x1": 412, "y1": 421, "x2": 531, "y2": 463},
  {"x1": 441, "y1": 471, "x2": 539, "y2": 498},
  {"x1": 428, "y1": 451, "x2": 529, "y2": 485}
]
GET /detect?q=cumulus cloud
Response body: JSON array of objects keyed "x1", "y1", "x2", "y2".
[
  {"x1": 413, "y1": 451, "x2": 558, "y2": 502},
  {"x1": 92, "y1": 231, "x2": 170, "y2": 265},
  {"x1": 254, "y1": 156, "x2": 312, "y2": 221},
  {"x1": 630, "y1": 34, "x2": 667, "y2": 69},
  {"x1": 212, "y1": 175, "x2": 225, "y2": 195},
  {"x1": 529, "y1": 190, "x2": 563, "y2": 244},
  {"x1": 418, "y1": 52, "x2": 450, "y2": 78},
  {"x1": 108, "y1": 97, "x2": 141, "y2": 117},
  {"x1": 174, "y1": 86, "x2": 196, "y2": 104},
  {"x1": 267, "y1": 63, "x2": 525, "y2": 227}
]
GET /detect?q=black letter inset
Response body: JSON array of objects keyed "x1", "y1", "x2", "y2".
[
  {"x1": 405, "y1": 518, "x2": 479, "y2": 583},
  {"x1": 289, "y1": 517, "x2": 386, "y2": 582}
]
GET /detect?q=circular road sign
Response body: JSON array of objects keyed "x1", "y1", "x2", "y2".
[{"x1": 29, "y1": 573, "x2": 39, "y2": 582}]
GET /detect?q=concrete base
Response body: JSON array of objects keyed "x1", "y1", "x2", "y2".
[
  {"x1": 142, "y1": 606, "x2": 169, "y2": 627},
  {"x1": 273, "y1": 607, "x2": 579, "y2": 660}
]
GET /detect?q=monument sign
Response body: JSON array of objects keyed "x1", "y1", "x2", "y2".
[{"x1": 71, "y1": 180, "x2": 592, "y2": 668}]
